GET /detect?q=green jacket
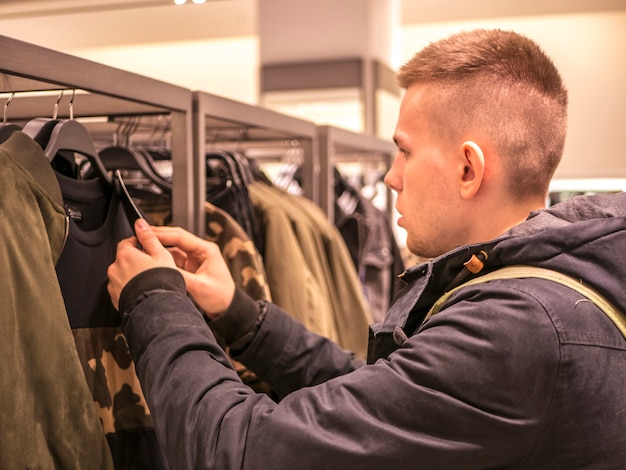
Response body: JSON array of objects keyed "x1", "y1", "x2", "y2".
[
  {"x1": 0, "y1": 131, "x2": 112, "y2": 469},
  {"x1": 249, "y1": 182, "x2": 370, "y2": 359}
]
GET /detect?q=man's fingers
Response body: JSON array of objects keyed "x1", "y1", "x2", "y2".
[
  {"x1": 168, "y1": 246, "x2": 190, "y2": 269},
  {"x1": 116, "y1": 235, "x2": 139, "y2": 250},
  {"x1": 135, "y1": 219, "x2": 168, "y2": 258},
  {"x1": 151, "y1": 226, "x2": 206, "y2": 254}
]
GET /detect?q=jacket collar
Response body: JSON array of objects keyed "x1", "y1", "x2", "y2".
[{"x1": 372, "y1": 192, "x2": 626, "y2": 336}]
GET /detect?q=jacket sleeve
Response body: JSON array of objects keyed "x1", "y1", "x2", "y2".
[
  {"x1": 210, "y1": 288, "x2": 365, "y2": 398},
  {"x1": 121, "y1": 269, "x2": 562, "y2": 470}
]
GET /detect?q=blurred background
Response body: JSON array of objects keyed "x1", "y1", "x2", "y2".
[{"x1": 1, "y1": 0, "x2": 625, "y2": 187}]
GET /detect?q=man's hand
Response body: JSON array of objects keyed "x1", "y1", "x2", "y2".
[
  {"x1": 107, "y1": 219, "x2": 236, "y2": 320},
  {"x1": 107, "y1": 219, "x2": 177, "y2": 310},
  {"x1": 151, "y1": 224, "x2": 236, "y2": 320}
]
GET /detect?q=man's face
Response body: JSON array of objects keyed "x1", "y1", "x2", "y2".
[{"x1": 384, "y1": 84, "x2": 462, "y2": 259}]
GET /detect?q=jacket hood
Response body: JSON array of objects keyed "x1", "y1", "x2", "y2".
[{"x1": 375, "y1": 192, "x2": 626, "y2": 335}]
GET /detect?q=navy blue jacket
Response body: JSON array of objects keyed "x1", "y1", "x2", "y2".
[{"x1": 121, "y1": 192, "x2": 626, "y2": 469}]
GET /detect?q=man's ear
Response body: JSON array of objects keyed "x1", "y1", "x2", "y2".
[{"x1": 459, "y1": 140, "x2": 485, "y2": 200}]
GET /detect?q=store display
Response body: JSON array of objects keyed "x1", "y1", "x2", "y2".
[{"x1": 0, "y1": 33, "x2": 402, "y2": 466}]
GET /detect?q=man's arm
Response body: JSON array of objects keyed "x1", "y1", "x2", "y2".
[
  {"x1": 210, "y1": 287, "x2": 364, "y2": 398},
  {"x1": 120, "y1": 271, "x2": 554, "y2": 469},
  {"x1": 108, "y1": 220, "x2": 363, "y2": 397},
  {"x1": 110, "y1": 220, "x2": 554, "y2": 470}
]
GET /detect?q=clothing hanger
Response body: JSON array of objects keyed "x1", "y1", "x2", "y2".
[
  {"x1": 21, "y1": 90, "x2": 108, "y2": 183},
  {"x1": 206, "y1": 150, "x2": 245, "y2": 191},
  {"x1": 99, "y1": 146, "x2": 172, "y2": 192},
  {"x1": 22, "y1": 89, "x2": 66, "y2": 145},
  {"x1": 142, "y1": 147, "x2": 174, "y2": 192},
  {"x1": 23, "y1": 117, "x2": 81, "y2": 178},
  {"x1": 113, "y1": 169, "x2": 147, "y2": 235},
  {"x1": 273, "y1": 147, "x2": 305, "y2": 195},
  {"x1": 0, "y1": 93, "x2": 21, "y2": 144},
  {"x1": 141, "y1": 115, "x2": 174, "y2": 185},
  {"x1": 99, "y1": 117, "x2": 172, "y2": 193},
  {"x1": 334, "y1": 166, "x2": 360, "y2": 217},
  {"x1": 227, "y1": 150, "x2": 256, "y2": 186},
  {"x1": 45, "y1": 118, "x2": 111, "y2": 185},
  {"x1": 245, "y1": 156, "x2": 274, "y2": 186}
]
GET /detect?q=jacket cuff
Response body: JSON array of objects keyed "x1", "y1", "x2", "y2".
[
  {"x1": 119, "y1": 267, "x2": 186, "y2": 315},
  {"x1": 209, "y1": 287, "x2": 265, "y2": 349}
]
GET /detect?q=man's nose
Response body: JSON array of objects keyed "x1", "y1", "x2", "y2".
[{"x1": 384, "y1": 159, "x2": 402, "y2": 192}]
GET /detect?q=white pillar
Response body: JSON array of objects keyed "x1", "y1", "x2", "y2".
[{"x1": 258, "y1": 0, "x2": 401, "y2": 136}]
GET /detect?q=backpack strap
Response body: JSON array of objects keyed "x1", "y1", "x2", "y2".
[{"x1": 423, "y1": 265, "x2": 626, "y2": 338}]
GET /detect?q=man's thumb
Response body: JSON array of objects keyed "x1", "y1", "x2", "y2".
[{"x1": 134, "y1": 219, "x2": 162, "y2": 254}]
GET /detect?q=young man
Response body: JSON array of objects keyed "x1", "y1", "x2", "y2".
[{"x1": 108, "y1": 29, "x2": 626, "y2": 469}]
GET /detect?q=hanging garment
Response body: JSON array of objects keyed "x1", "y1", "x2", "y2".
[
  {"x1": 53, "y1": 170, "x2": 169, "y2": 469},
  {"x1": 206, "y1": 151, "x2": 264, "y2": 253},
  {"x1": 287, "y1": 189, "x2": 373, "y2": 358},
  {"x1": 0, "y1": 131, "x2": 113, "y2": 469},
  {"x1": 248, "y1": 182, "x2": 371, "y2": 359},
  {"x1": 246, "y1": 182, "x2": 339, "y2": 343},
  {"x1": 334, "y1": 175, "x2": 405, "y2": 323},
  {"x1": 203, "y1": 200, "x2": 274, "y2": 394},
  {"x1": 204, "y1": 201, "x2": 272, "y2": 301}
]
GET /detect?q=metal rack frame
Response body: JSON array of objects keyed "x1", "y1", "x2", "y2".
[
  {"x1": 0, "y1": 34, "x2": 195, "y2": 231},
  {"x1": 0, "y1": 35, "x2": 398, "y2": 234},
  {"x1": 316, "y1": 124, "x2": 396, "y2": 221},
  {"x1": 192, "y1": 91, "x2": 320, "y2": 236}
]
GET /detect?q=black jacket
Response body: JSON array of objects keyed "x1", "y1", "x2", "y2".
[{"x1": 122, "y1": 192, "x2": 626, "y2": 469}]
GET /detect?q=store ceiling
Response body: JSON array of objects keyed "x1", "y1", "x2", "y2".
[
  {"x1": 0, "y1": 0, "x2": 624, "y2": 50},
  {"x1": 1, "y1": 0, "x2": 624, "y2": 20}
]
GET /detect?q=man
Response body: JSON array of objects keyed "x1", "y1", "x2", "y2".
[{"x1": 108, "y1": 29, "x2": 626, "y2": 469}]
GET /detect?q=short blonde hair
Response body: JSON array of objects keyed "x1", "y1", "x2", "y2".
[{"x1": 398, "y1": 29, "x2": 568, "y2": 200}]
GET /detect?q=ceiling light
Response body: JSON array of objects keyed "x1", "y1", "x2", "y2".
[
  {"x1": 174, "y1": 0, "x2": 187, "y2": 4},
  {"x1": 192, "y1": 0, "x2": 207, "y2": 3}
]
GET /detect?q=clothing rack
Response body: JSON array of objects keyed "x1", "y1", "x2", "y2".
[
  {"x1": 0, "y1": 34, "x2": 194, "y2": 231},
  {"x1": 316, "y1": 125, "x2": 396, "y2": 222},
  {"x1": 193, "y1": 91, "x2": 319, "y2": 237},
  {"x1": 0, "y1": 33, "x2": 403, "y2": 467},
  {"x1": 0, "y1": 35, "x2": 397, "y2": 236}
]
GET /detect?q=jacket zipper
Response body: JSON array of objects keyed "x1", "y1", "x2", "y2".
[{"x1": 60, "y1": 213, "x2": 70, "y2": 255}]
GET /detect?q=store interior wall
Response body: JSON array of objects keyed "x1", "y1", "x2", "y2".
[
  {"x1": 0, "y1": 2, "x2": 625, "y2": 183},
  {"x1": 402, "y1": 11, "x2": 626, "y2": 182}
]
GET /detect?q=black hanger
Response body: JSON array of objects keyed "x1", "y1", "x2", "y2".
[
  {"x1": 143, "y1": 147, "x2": 173, "y2": 182},
  {"x1": 23, "y1": 117, "x2": 57, "y2": 145},
  {"x1": 136, "y1": 146, "x2": 173, "y2": 187},
  {"x1": 246, "y1": 156, "x2": 274, "y2": 185},
  {"x1": 206, "y1": 150, "x2": 245, "y2": 193},
  {"x1": 99, "y1": 145, "x2": 172, "y2": 192},
  {"x1": 44, "y1": 119, "x2": 112, "y2": 186},
  {"x1": 23, "y1": 117, "x2": 79, "y2": 178},
  {"x1": 113, "y1": 169, "x2": 147, "y2": 236},
  {"x1": 0, "y1": 123, "x2": 21, "y2": 144}
]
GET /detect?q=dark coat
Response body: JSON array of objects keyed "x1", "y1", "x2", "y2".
[{"x1": 122, "y1": 192, "x2": 626, "y2": 470}]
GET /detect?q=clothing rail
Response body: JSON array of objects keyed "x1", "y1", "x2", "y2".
[
  {"x1": 0, "y1": 34, "x2": 195, "y2": 232},
  {"x1": 193, "y1": 91, "x2": 319, "y2": 237}
]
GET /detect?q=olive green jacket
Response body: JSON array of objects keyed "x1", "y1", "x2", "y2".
[
  {"x1": 249, "y1": 182, "x2": 371, "y2": 359},
  {"x1": 0, "y1": 131, "x2": 112, "y2": 469}
]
